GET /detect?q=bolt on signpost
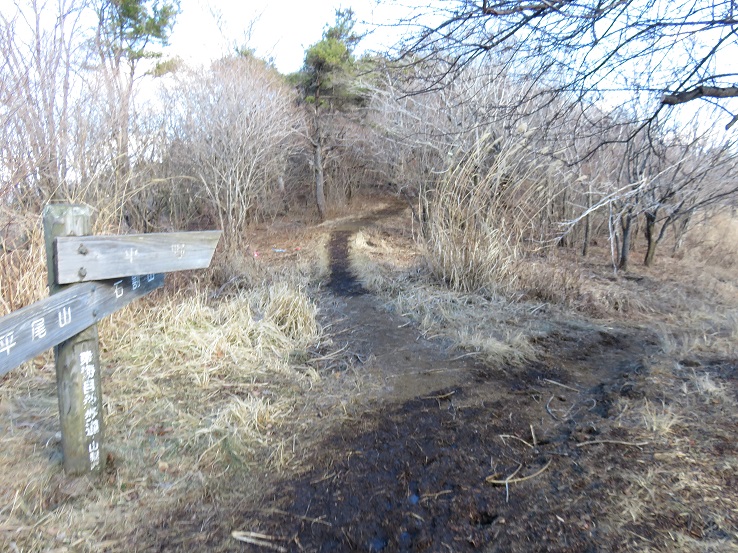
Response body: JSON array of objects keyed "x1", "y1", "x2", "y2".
[{"x1": 0, "y1": 204, "x2": 220, "y2": 476}]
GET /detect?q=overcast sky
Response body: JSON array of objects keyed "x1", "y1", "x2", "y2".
[{"x1": 166, "y1": 0, "x2": 419, "y2": 73}]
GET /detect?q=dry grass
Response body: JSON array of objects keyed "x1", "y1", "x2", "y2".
[
  {"x1": 605, "y1": 354, "x2": 738, "y2": 551},
  {"x1": 1, "y1": 280, "x2": 331, "y2": 551},
  {"x1": 417, "y1": 135, "x2": 574, "y2": 297},
  {"x1": 678, "y1": 211, "x2": 738, "y2": 270},
  {"x1": 0, "y1": 209, "x2": 47, "y2": 316},
  {"x1": 0, "y1": 217, "x2": 339, "y2": 552}
]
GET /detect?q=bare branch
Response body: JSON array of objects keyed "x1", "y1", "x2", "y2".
[{"x1": 662, "y1": 85, "x2": 738, "y2": 105}]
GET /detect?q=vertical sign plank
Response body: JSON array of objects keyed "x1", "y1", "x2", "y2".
[{"x1": 43, "y1": 205, "x2": 104, "y2": 476}]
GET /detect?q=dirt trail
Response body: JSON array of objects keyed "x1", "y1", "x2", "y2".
[
  {"x1": 127, "y1": 202, "x2": 738, "y2": 552},
  {"x1": 324, "y1": 201, "x2": 483, "y2": 399},
  {"x1": 241, "y1": 204, "x2": 663, "y2": 552}
]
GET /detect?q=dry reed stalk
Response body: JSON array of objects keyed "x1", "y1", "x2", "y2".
[{"x1": 418, "y1": 134, "x2": 570, "y2": 295}]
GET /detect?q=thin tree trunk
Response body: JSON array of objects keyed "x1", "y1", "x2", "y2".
[
  {"x1": 558, "y1": 187, "x2": 569, "y2": 247},
  {"x1": 582, "y1": 181, "x2": 592, "y2": 257},
  {"x1": 643, "y1": 211, "x2": 657, "y2": 266},
  {"x1": 672, "y1": 214, "x2": 691, "y2": 254},
  {"x1": 619, "y1": 211, "x2": 633, "y2": 271},
  {"x1": 313, "y1": 115, "x2": 327, "y2": 220},
  {"x1": 609, "y1": 203, "x2": 619, "y2": 273}
]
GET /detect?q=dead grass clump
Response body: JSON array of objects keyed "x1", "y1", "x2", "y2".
[
  {"x1": 199, "y1": 395, "x2": 298, "y2": 472},
  {"x1": 0, "y1": 209, "x2": 46, "y2": 316},
  {"x1": 103, "y1": 282, "x2": 322, "y2": 388},
  {"x1": 640, "y1": 398, "x2": 681, "y2": 436},
  {"x1": 607, "y1": 360, "x2": 738, "y2": 550},
  {"x1": 655, "y1": 312, "x2": 737, "y2": 359},
  {"x1": 454, "y1": 328, "x2": 535, "y2": 366},
  {"x1": 682, "y1": 368, "x2": 736, "y2": 410},
  {"x1": 680, "y1": 211, "x2": 738, "y2": 270},
  {"x1": 1, "y1": 275, "x2": 329, "y2": 552},
  {"x1": 515, "y1": 259, "x2": 583, "y2": 305},
  {"x1": 418, "y1": 137, "x2": 517, "y2": 294},
  {"x1": 256, "y1": 282, "x2": 319, "y2": 344},
  {"x1": 418, "y1": 134, "x2": 571, "y2": 297},
  {"x1": 415, "y1": 136, "x2": 640, "y2": 317}
]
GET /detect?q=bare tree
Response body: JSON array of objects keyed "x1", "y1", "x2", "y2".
[
  {"x1": 92, "y1": 0, "x2": 178, "y2": 186},
  {"x1": 0, "y1": 0, "x2": 88, "y2": 206},
  {"x1": 161, "y1": 55, "x2": 302, "y2": 246}
]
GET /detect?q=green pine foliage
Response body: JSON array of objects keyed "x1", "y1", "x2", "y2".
[{"x1": 297, "y1": 9, "x2": 362, "y2": 108}]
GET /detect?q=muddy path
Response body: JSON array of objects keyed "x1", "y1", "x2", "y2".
[
  {"x1": 129, "y1": 204, "x2": 738, "y2": 553},
  {"x1": 234, "y1": 205, "x2": 665, "y2": 552}
]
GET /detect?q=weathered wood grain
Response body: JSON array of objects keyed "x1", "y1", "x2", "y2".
[
  {"x1": 54, "y1": 230, "x2": 221, "y2": 283},
  {"x1": 0, "y1": 274, "x2": 163, "y2": 377}
]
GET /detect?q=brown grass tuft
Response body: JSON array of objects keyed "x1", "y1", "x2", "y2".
[
  {"x1": 0, "y1": 209, "x2": 47, "y2": 316},
  {"x1": 417, "y1": 135, "x2": 570, "y2": 296}
]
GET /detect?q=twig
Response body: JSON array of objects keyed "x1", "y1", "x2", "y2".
[
  {"x1": 421, "y1": 391, "x2": 456, "y2": 401},
  {"x1": 561, "y1": 401, "x2": 579, "y2": 419},
  {"x1": 625, "y1": 529, "x2": 655, "y2": 544},
  {"x1": 500, "y1": 434, "x2": 533, "y2": 448},
  {"x1": 310, "y1": 472, "x2": 337, "y2": 485},
  {"x1": 545, "y1": 395, "x2": 559, "y2": 421},
  {"x1": 576, "y1": 440, "x2": 649, "y2": 448},
  {"x1": 231, "y1": 531, "x2": 288, "y2": 552},
  {"x1": 262, "y1": 508, "x2": 332, "y2": 527},
  {"x1": 543, "y1": 378, "x2": 580, "y2": 392},
  {"x1": 530, "y1": 424, "x2": 537, "y2": 447},
  {"x1": 486, "y1": 459, "x2": 553, "y2": 485},
  {"x1": 421, "y1": 490, "x2": 453, "y2": 501},
  {"x1": 449, "y1": 351, "x2": 480, "y2": 360}
]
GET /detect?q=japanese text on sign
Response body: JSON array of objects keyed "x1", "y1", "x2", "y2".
[{"x1": 80, "y1": 348, "x2": 101, "y2": 469}]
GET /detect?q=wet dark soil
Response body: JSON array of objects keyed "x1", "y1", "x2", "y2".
[
  {"x1": 327, "y1": 230, "x2": 366, "y2": 296},
  {"x1": 244, "y1": 336, "x2": 658, "y2": 553}
]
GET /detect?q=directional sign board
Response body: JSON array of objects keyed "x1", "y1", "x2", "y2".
[
  {"x1": 54, "y1": 231, "x2": 221, "y2": 284},
  {"x1": 0, "y1": 274, "x2": 163, "y2": 376}
]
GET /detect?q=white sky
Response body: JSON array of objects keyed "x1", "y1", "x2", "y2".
[{"x1": 166, "y1": 0, "x2": 416, "y2": 73}]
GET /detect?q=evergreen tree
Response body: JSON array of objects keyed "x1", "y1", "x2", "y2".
[
  {"x1": 295, "y1": 9, "x2": 362, "y2": 219},
  {"x1": 95, "y1": 0, "x2": 179, "y2": 182}
]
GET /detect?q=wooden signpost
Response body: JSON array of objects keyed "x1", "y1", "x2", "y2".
[{"x1": 0, "y1": 204, "x2": 220, "y2": 476}]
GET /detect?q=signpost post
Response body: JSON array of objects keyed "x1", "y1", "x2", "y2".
[
  {"x1": 0, "y1": 204, "x2": 220, "y2": 476},
  {"x1": 44, "y1": 204, "x2": 105, "y2": 475}
]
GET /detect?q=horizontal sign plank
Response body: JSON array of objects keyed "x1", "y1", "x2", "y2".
[
  {"x1": 54, "y1": 231, "x2": 221, "y2": 284},
  {"x1": 0, "y1": 274, "x2": 163, "y2": 376}
]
